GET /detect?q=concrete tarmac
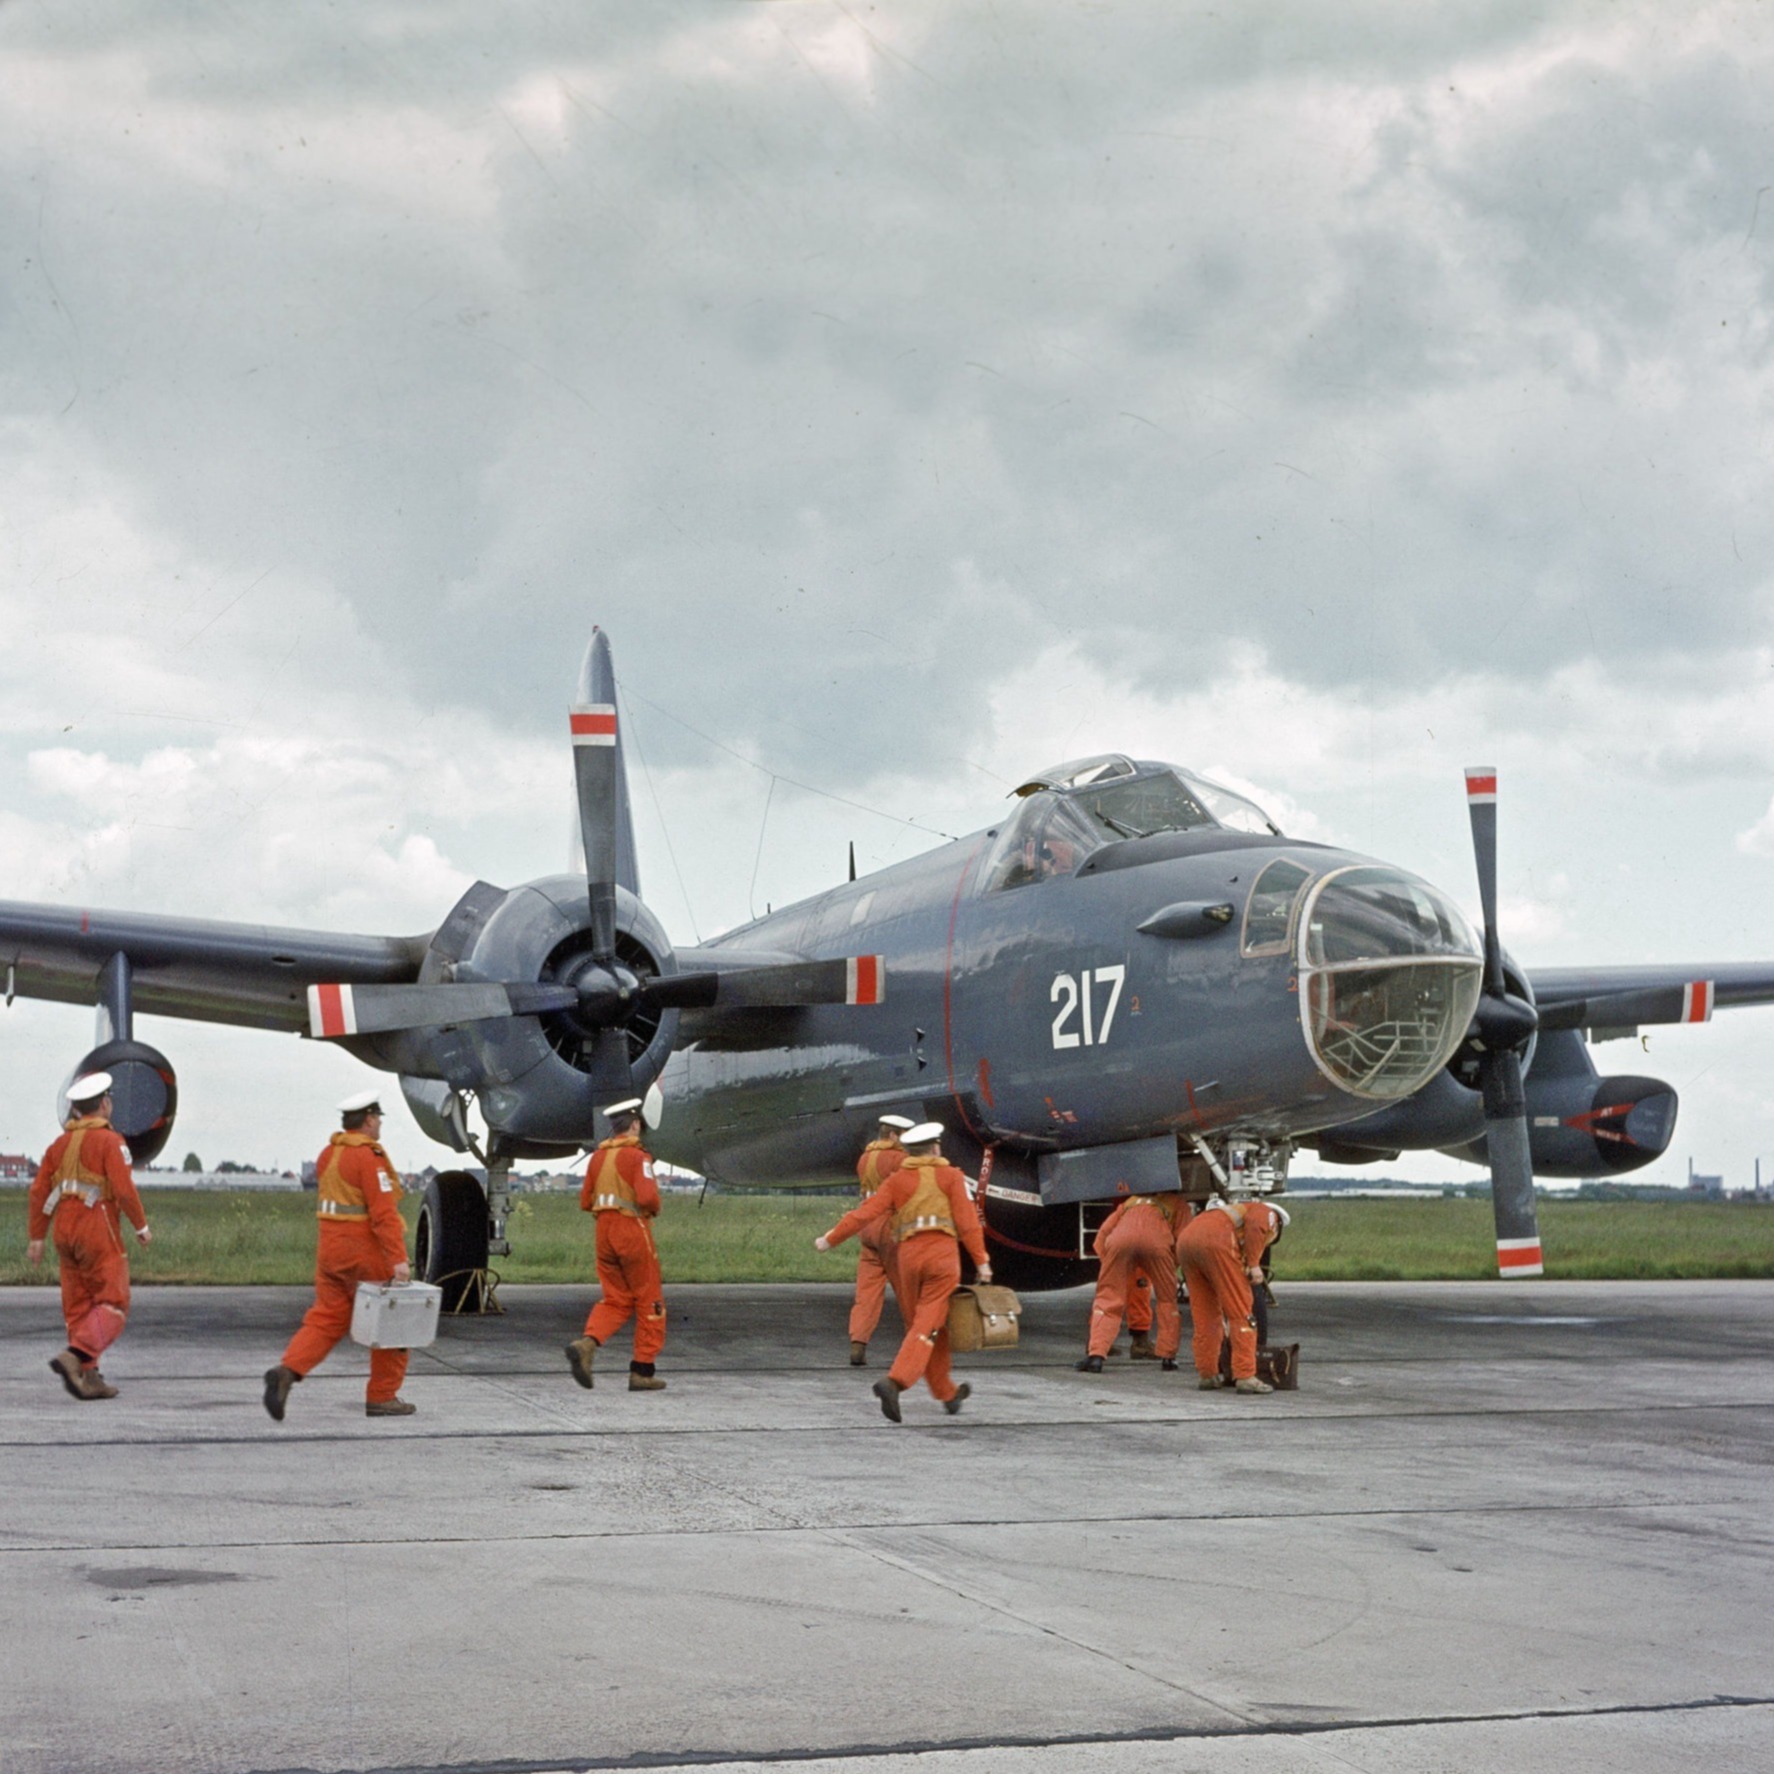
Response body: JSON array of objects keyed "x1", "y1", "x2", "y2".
[{"x1": 2, "y1": 1280, "x2": 1771, "y2": 1774}]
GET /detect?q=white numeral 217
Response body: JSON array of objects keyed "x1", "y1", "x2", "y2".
[{"x1": 1050, "y1": 965, "x2": 1126, "y2": 1050}]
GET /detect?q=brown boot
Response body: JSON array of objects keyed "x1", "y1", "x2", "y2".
[
  {"x1": 849, "y1": 1340, "x2": 868, "y2": 1366},
  {"x1": 49, "y1": 1350, "x2": 90, "y2": 1401},
  {"x1": 942, "y1": 1382, "x2": 972, "y2": 1417},
  {"x1": 366, "y1": 1397, "x2": 417, "y2": 1417},
  {"x1": 263, "y1": 1365, "x2": 298, "y2": 1422},
  {"x1": 82, "y1": 1369, "x2": 119, "y2": 1400},
  {"x1": 1129, "y1": 1331, "x2": 1157, "y2": 1360},
  {"x1": 628, "y1": 1363, "x2": 666, "y2": 1392},
  {"x1": 564, "y1": 1337, "x2": 598, "y2": 1389}
]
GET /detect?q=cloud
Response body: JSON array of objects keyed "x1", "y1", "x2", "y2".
[{"x1": 5, "y1": 2, "x2": 1774, "y2": 1187}]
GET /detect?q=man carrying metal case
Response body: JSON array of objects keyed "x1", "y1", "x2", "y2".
[
  {"x1": 26, "y1": 1070, "x2": 151, "y2": 1401},
  {"x1": 264, "y1": 1089, "x2": 415, "y2": 1420}
]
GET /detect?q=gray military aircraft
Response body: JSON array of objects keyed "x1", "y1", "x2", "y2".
[{"x1": 5, "y1": 632, "x2": 1770, "y2": 1302}]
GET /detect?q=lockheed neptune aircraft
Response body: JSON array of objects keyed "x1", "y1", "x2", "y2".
[{"x1": 5, "y1": 632, "x2": 1772, "y2": 1303}]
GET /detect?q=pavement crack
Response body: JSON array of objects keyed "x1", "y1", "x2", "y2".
[{"x1": 815, "y1": 1525, "x2": 1257, "y2": 1727}]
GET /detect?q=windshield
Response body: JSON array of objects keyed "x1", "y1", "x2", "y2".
[
  {"x1": 1176, "y1": 770, "x2": 1281, "y2": 836},
  {"x1": 1071, "y1": 772, "x2": 1215, "y2": 842}
]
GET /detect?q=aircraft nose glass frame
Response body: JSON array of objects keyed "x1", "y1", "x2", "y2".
[{"x1": 1298, "y1": 866, "x2": 1484, "y2": 1100}]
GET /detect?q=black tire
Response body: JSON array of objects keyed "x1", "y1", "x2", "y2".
[{"x1": 415, "y1": 1170, "x2": 489, "y2": 1312}]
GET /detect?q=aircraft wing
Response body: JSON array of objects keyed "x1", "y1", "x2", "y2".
[
  {"x1": 0, "y1": 899, "x2": 426, "y2": 1034},
  {"x1": 1528, "y1": 961, "x2": 1774, "y2": 1032}
]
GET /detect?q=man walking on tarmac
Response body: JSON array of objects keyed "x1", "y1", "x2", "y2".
[
  {"x1": 26, "y1": 1071, "x2": 151, "y2": 1401},
  {"x1": 1077, "y1": 1190, "x2": 1184, "y2": 1374},
  {"x1": 1178, "y1": 1192, "x2": 1287, "y2": 1393},
  {"x1": 815, "y1": 1121, "x2": 990, "y2": 1423},
  {"x1": 263, "y1": 1089, "x2": 415, "y2": 1421},
  {"x1": 564, "y1": 1096, "x2": 668, "y2": 1392},
  {"x1": 848, "y1": 1112, "x2": 913, "y2": 1365}
]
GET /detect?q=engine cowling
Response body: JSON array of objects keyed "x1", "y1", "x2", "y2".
[
  {"x1": 1444, "y1": 1027, "x2": 1677, "y2": 1179},
  {"x1": 63, "y1": 1038, "x2": 179, "y2": 1166},
  {"x1": 372, "y1": 875, "x2": 680, "y2": 1149}
]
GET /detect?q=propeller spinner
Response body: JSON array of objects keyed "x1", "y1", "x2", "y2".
[{"x1": 1464, "y1": 766, "x2": 1544, "y2": 1278}]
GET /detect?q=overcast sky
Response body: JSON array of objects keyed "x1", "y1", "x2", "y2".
[{"x1": 3, "y1": 1, "x2": 1772, "y2": 1192}]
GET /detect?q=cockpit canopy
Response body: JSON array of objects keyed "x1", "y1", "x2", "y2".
[{"x1": 986, "y1": 759, "x2": 1281, "y2": 892}]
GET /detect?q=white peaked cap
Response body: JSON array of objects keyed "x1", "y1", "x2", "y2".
[
  {"x1": 602, "y1": 1097, "x2": 644, "y2": 1118},
  {"x1": 68, "y1": 1071, "x2": 113, "y2": 1102},
  {"x1": 901, "y1": 1121, "x2": 945, "y2": 1145},
  {"x1": 877, "y1": 1113, "x2": 916, "y2": 1130},
  {"x1": 337, "y1": 1087, "x2": 384, "y2": 1113}
]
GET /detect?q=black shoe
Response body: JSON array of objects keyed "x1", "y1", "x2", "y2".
[
  {"x1": 1075, "y1": 1355, "x2": 1104, "y2": 1373},
  {"x1": 943, "y1": 1382, "x2": 972, "y2": 1416},
  {"x1": 1161, "y1": 1358, "x2": 1179, "y2": 1371},
  {"x1": 872, "y1": 1378, "x2": 902, "y2": 1423},
  {"x1": 263, "y1": 1365, "x2": 297, "y2": 1422}
]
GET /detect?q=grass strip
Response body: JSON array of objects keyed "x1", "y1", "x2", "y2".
[{"x1": 3, "y1": 1188, "x2": 1773, "y2": 1286}]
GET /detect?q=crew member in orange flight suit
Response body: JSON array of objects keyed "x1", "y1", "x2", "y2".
[
  {"x1": 816, "y1": 1121, "x2": 991, "y2": 1423},
  {"x1": 1076, "y1": 1191, "x2": 1184, "y2": 1374},
  {"x1": 264, "y1": 1088, "x2": 415, "y2": 1420},
  {"x1": 1178, "y1": 1194, "x2": 1287, "y2": 1393},
  {"x1": 27, "y1": 1071, "x2": 152, "y2": 1401},
  {"x1": 564, "y1": 1096, "x2": 668, "y2": 1392},
  {"x1": 848, "y1": 1113, "x2": 913, "y2": 1365}
]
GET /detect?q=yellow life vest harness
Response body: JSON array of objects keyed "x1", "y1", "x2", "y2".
[
  {"x1": 589, "y1": 1134, "x2": 646, "y2": 1217},
  {"x1": 42, "y1": 1119, "x2": 113, "y2": 1211},
  {"x1": 892, "y1": 1156, "x2": 958, "y2": 1240},
  {"x1": 316, "y1": 1131, "x2": 402, "y2": 1221}
]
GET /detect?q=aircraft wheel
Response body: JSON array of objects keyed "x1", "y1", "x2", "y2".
[{"x1": 415, "y1": 1170, "x2": 489, "y2": 1311}]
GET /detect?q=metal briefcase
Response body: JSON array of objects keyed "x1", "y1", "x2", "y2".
[
  {"x1": 946, "y1": 1283, "x2": 1022, "y2": 1352},
  {"x1": 350, "y1": 1281, "x2": 442, "y2": 1350}
]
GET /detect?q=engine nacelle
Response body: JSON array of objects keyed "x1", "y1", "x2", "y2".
[
  {"x1": 63, "y1": 1037, "x2": 179, "y2": 1166},
  {"x1": 375, "y1": 875, "x2": 680, "y2": 1148},
  {"x1": 1443, "y1": 1026, "x2": 1677, "y2": 1179}
]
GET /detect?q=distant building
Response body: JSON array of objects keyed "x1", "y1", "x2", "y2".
[
  {"x1": 0, "y1": 1152, "x2": 36, "y2": 1183},
  {"x1": 1687, "y1": 1158, "x2": 1725, "y2": 1200}
]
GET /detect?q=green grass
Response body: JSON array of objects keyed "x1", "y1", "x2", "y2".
[{"x1": 4, "y1": 1188, "x2": 1773, "y2": 1285}]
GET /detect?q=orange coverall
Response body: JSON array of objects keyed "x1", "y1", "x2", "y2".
[
  {"x1": 1178, "y1": 1199, "x2": 1282, "y2": 1383},
  {"x1": 281, "y1": 1133, "x2": 410, "y2": 1405},
  {"x1": 849, "y1": 1138, "x2": 905, "y2": 1345},
  {"x1": 581, "y1": 1132, "x2": 666, "y2": 1364},
  {"x1": 1087, "y1": 1194, "x2": 1183, "y2": 1361},
  {"x1": 823, "y1": 1156, "x2": 987, "y2": 1402},
  {"x1": 28, "y1": 1116, "x2": 146, "y2": 1370}
]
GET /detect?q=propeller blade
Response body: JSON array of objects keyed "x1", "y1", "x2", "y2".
[
  {"x1": 1535, "y1": 979, "x2": 1714, "y2": 1033},
  {"x1": 1464, "y1": 766, "x2": 1503, "y2": 995},
  {"x1": 571, "y1": 635, "x2": 621, "y2": 964},
  {"x1": 1480, "y1": 1046, "x2": 1543, "y2": 1277},
  {"x1": 306, "y1": 981, "x2": 577, "y2": 1038},
  {"x1": 583, "y1": 1025, "x2": 636, "y2": 1103},
  {"x1": 640, "y1": 956, "x2": 885, "y2": 1012},
  {"x1": 1464, "y1": 764, "x2": 1543, "y2": 1278}
]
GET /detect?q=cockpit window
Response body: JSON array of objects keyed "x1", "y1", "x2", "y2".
[
  {"x1": 1071, "y1": 773, "x2": 1215, "y2": 842},
  {"x1": 1242, "y1": 858, "x2": 1313, "y2": 955},
  {"x1": 1176, "y1": 770, "x2": 1282, "y2": 836},
  {"x1": 981, "y1": 792, "x2": 1100, "y2": 891}
]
